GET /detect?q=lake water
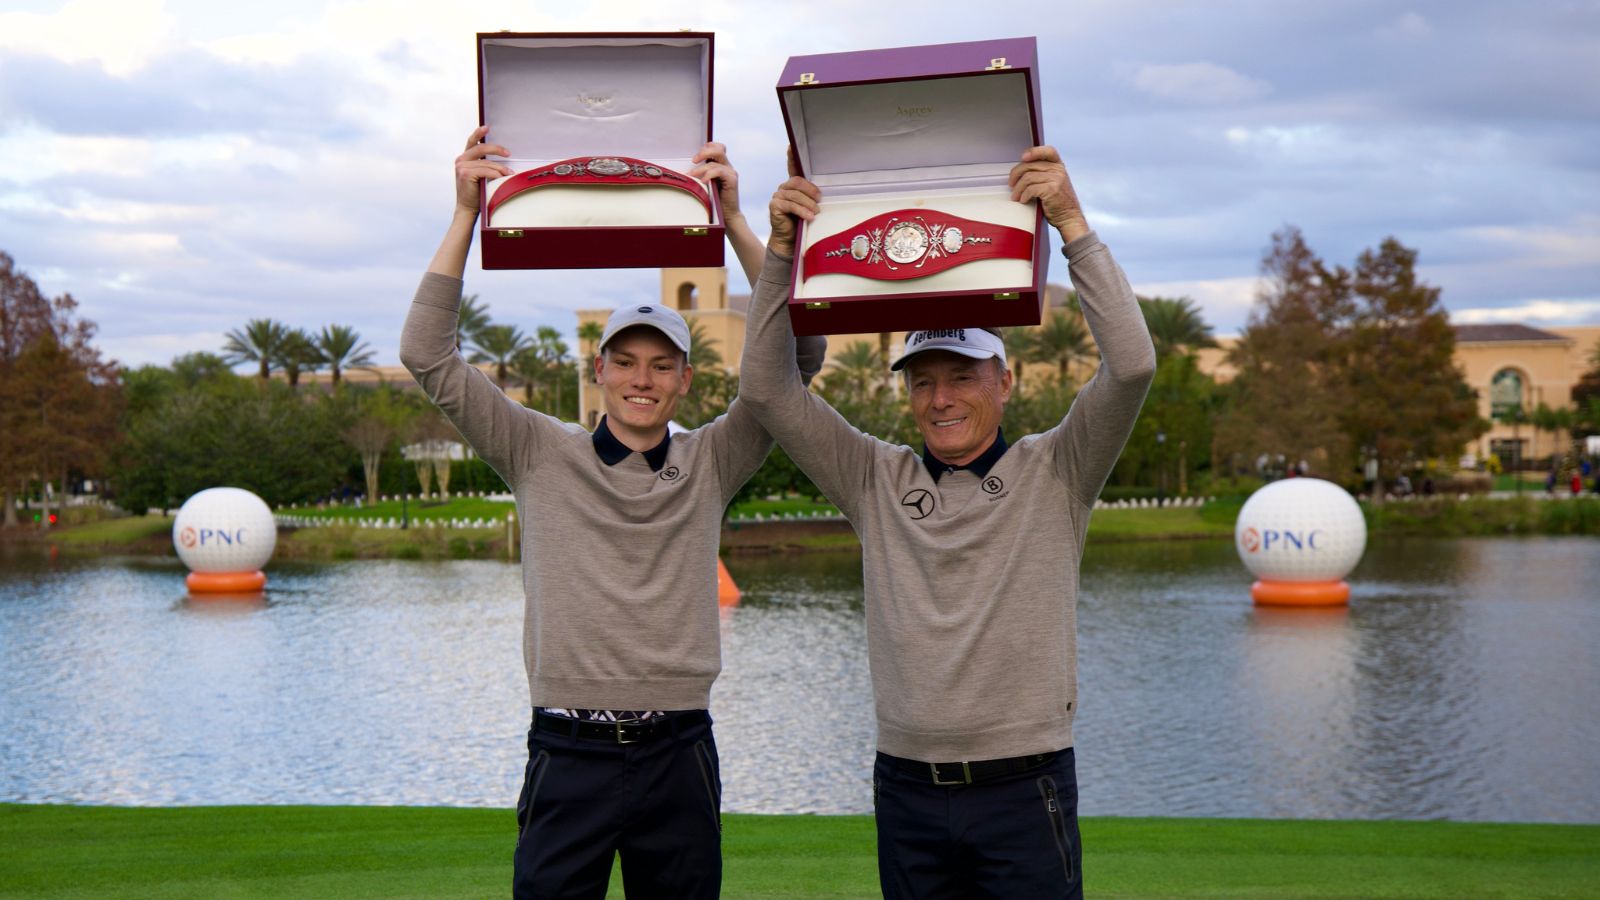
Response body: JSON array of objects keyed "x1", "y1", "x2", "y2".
[{"x1": 1, "y1": 536, "x2": 1596, "y2": 823}]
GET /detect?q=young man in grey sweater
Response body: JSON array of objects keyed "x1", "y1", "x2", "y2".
[
  {"x1": 401, "y1": 127, "x2": 822, "y2": 899},
  {"x1": 743, "y1": 146, "x2": 1156, "y2": 898}
]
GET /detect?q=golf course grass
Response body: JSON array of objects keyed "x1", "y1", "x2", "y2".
[{"x1": 3, "y1": 804, "x2": 1596, "y2": 898}]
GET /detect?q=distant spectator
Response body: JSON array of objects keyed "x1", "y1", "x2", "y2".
[{"x1": 1572, "y1": 473, "x2": 1583, "y2": 496}]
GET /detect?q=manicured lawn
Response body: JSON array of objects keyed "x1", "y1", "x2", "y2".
[
  {"x1": 279, "y1": 497, "x2": 514, "y2": 524},
  {"x1": 43, "y1": 513, "x2": 172, "y2": 545},
  {"x1": 1086, "y1": 506, "x2": 1235, "y2": 541},
  {"x1": 3, "y1": 805, "x2": 1596, "y2": 898}
]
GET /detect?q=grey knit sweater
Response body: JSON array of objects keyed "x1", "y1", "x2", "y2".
[
  {"x1": 740, "y1": 233, "x2": 1155, "y2": 762},
  {"x1": 400, "y1": 273, "x2": 822, "y2": 711}
]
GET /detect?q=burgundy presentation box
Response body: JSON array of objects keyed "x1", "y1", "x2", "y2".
[
  {"x1": 777, "y1": 37, "x2": 1047, "y2": 336},
  {"x1": 476, "y1": 32, "x2": 725, "y2": 270}
]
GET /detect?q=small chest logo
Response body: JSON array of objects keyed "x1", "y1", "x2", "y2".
[
  {"x1": 982, "y1": 476, "x2": 1004, "y2": 495},
  {"x1": 659, "y1": 466, "x2": 681, "y2": 482},
  {"x1": 900, "y1": 489, "x2": 934, "y2": 520}
]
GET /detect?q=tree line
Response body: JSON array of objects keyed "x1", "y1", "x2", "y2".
[{"x1": 7, "y1": 229, "x2": 1600, "y2": 529}]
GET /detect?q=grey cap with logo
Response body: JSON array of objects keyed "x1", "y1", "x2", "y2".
[
  {"x1": 599, "y1": 304, "x2": 692, "y2": 355},
  {"x1": 889, "y1": 327, "x2": 1008, "y2": 371}
]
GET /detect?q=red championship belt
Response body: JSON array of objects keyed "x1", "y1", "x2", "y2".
[
  {"x1": 802, "y1": 209, "x2": 1033, "y2": 281},
  {"x1": 487, "y1": 156, "x2": 712, "y2": 222}
]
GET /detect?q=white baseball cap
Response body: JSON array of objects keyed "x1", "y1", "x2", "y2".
[
  {"x1": 889, "y1": 327, "x2": 1008, "y2": 371},
  {"x1": 599, "y1": 304, "x2": 691, "y2": 355}
]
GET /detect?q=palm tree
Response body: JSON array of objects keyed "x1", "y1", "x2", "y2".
[
  {"x1": 1034, "y1": 309, "x2": 1092, "y2": 386},
  {"x1": 1139, "y1": 295, "x2": 1218, "y2": 359},
  {"x1": 510, "y1": 346, "x2": 544, "y2": 406},
  {"x1": 468, "y1": 324, "x2": 533, "y2": 389},
  {"x1": 686, "y1": 319, "x2": 722, "y2": 372},
  {"x1": 578, "y1": 320, "x2": 604, "y2": 375},
  {"x1": 272, "y1": 328, "x2": 323, "y2": 388},
  {"x1": 826, "y1": 340, "x2": 885, "y2": 407},
  {"x1": 223, "y1": 318, "x2": 287, "y2": 380},
  {"x1": 317, "y1": 324, "x2": 377, "y2": 386},
  {"x1": 533, "y1": 326, "x2": 571, "y2": 414},
  {"x1": 1002, "y1": 327, "x2": 1039, "y2": 395},
  {"x1": 457, "y1": 294, "x2": 491, "y2": 350}
]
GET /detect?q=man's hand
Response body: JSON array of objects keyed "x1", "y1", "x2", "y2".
[
  {"x1": 689, "y1": 142, "x2": 743, "y2": 225},
  {"x1": 455, "y1": 125, "x2": 512, "y2": 219},
  {"x1": 768, "y1": 174, "x2": 821, "y2": 260},
  {"x1": 1009, "y1": 145, "x2": 1090, "y2": 245}
]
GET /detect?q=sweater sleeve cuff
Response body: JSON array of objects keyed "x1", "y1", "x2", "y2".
[{"x1": 1060, "y1": 230, "x2": 1103, "y2": 265}]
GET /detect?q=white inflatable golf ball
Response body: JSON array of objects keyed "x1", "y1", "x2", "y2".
[
  {"x1": 1235, "y1": 478, "x2": 1366, "y2": 582},
  {"x1": 172, "y1": 487, "x2": 277, "y2": 573}
]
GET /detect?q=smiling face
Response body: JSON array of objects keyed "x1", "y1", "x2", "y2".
[
  {"x1": 594, "y1": 326, "x2": 692, "y2": 449},
  {"x1": 904, "y1": 350, "x2": 1013, "y2": 466}
]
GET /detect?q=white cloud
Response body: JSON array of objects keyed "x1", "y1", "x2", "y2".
[
  {"x1": 1131, "y1": 276, "x2": 1261, "y2": 331},
  {"x1": 1132, "y1": 62, "x2": 1270, "y2": 105},
  {"x1": 1453, "y1": 300, "x2": 1600, "y2": 325},
  {"x1": 1377, "y1": 12, "x2": 1431, "y2": 41},
  {"x1": 0, "y1": 0, "x2": 176, "y2": 75}
]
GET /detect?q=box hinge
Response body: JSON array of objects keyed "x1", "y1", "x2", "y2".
[
  {"x1": 804, "y1": 301, "x2": 832, "y2": 310},
  {"x1": 795, "y1": 72, "x2": 818, "y2": 86},
  {"x1": 993, "y1": 291, "x2": 1020, "y2": 301},
  {"x1": 986, "y1": 57, "x2": 1011, "y2": 70},
  {"x1": 498, "y1": 229, "x2": 524, "y2": 238},
  {"x1": 683, "y1": 226, "x2": 709, "y2": 236}
]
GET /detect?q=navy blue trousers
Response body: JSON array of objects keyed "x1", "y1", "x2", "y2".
[
  {"x1": 874, "y1": 748, "x2": 1083, "y2": 900},
  {"x1": 511, "y1": 711, "x2": 722, "y2": 899}
]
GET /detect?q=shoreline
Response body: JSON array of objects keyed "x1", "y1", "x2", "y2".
[{"x1": 4, "y1": 495, "x2": 1596, "y2": 562}]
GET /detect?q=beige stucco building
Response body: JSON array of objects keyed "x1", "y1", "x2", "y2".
[{"x1": 1192, "y1": 324, "x2": 1600, "y2": 467}]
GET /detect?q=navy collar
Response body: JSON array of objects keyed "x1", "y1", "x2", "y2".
[
  {"x1": 922, "y1": 429, "x2": 1008, "y2": 483},
  {"x1": 592, "y1": 416, "x2": 672, "y2": 472}
]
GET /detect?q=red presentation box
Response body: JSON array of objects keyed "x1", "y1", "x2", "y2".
[
  {"x1": 777, "y1": 37, "x2": 1047, "y2": 336},
  {"x1": 476, "y1": 32, "x2": 725, "y2": 270}
]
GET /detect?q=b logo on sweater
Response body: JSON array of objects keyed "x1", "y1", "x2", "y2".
[
  {"x1": 982, "y1": 476, "x2": 1004, "y2": 495},
  {"x1": 660, "y1": 466, "x2": 681, "y2": 482}
]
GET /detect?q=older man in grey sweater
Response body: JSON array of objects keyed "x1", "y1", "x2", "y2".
[
  {"x1": 743, "y1": 146, "x2": 1156, "y2": 898},
  {"x1": 402, "y1": 127, "x2": 822, "y2": 899}
]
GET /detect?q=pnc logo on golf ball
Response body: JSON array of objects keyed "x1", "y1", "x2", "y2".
[
  {"x1": 172, "y1": 487, "x2": 277, "y2": 595},
  {"x1": 1235, "y1": 478, "x2": 1366, "y2": 606}
]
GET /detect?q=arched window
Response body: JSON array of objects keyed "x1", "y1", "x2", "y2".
[
  {"x1": 1490, "y1": 368, "x2": 1524, "y2": 420},
  {"x1": 676, "y1": 283, "x2": 699, "y2": 311}
]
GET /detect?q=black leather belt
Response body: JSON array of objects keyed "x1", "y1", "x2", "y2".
[
  {"x1": 883, "y1": 750, "x2": 1058, "y2": 786},
  {"x1": 535, "y1": 709, "x2": 708, "y2": 744}
]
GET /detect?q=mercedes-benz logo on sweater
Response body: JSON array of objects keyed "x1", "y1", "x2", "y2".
[{"x1": 900, "y1": 489, "x2": 934, "y2": 519}]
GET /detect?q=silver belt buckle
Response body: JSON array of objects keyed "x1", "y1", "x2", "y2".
[
  {"x1": 930, "y1": 761, "x2": 972, "y2": 786},
  {"x1": 614, "y1": 720, "x2": 644, "y2": 744}
]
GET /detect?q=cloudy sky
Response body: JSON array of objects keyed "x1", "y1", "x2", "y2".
[{"x1": 1, "y1": 0, "x2": 1596, "y2": 369}]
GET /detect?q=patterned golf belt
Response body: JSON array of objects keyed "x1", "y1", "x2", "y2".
[
  {"x1": 487, "y1": 156, "x2": 711, "y2": 221},
  {"x1": 802, "y1": 209, "x2": 1032, "y2": 281}
]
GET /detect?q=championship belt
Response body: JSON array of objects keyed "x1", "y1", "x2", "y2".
[
  {"x1": 487, "y1": 156, "x2": 712, "y2": 222},
  {"x1": 802, "y1": 210, "x2": 1033, "y2": 281}
]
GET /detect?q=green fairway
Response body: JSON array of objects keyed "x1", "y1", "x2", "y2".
[{"x1": 3, "y1": 805, "x2": 1596, "y2": 899}]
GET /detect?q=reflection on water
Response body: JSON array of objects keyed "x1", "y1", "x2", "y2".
[{"x1": 1, "y1": 537, "x2": 1596, "y2": 822}]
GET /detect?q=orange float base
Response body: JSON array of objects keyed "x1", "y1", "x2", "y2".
[
  {"x1": 717, "y1": 558, "x2": 741, "y2": 607},
  {"x1": 1252, "y1": 579, "x2": 1349, "y2": 607},
  {"x1": 186, "y1": 570, "x2": 267, "y2": 593}
]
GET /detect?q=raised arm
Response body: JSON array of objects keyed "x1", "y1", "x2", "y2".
[
  {"x1": 736, "y1": 175, "x2": 882, "y2": 516},
  {"x1": 1013, "y1": 147, "x2": 1156, "y2": 504},
  {"x1": 401, "y1": 127, "x2": 556, "y2": 483},
  {"x1": 690, "y1": 142, "x2": 765, "y2": 290}
]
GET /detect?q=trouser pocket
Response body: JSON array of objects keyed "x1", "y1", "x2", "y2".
[
  {"x1": 1037, "y1": 775, "x2": 1075, "y2": 885},
  {"x1": 515, "y1": 750, "x2": 550, "y2": 847},
  {"x1": 693, "y1": 739, "x2": 723, "y2": 833}
]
